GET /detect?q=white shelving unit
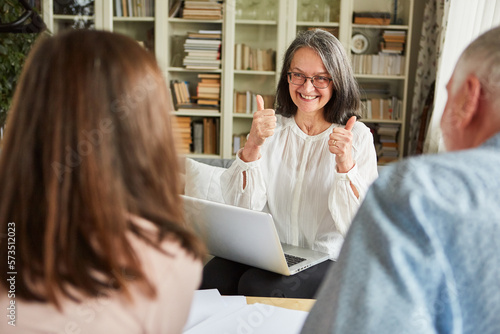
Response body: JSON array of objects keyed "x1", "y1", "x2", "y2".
[
  {"x1": 42, "y1": 0, "x2": 167, "y2": 66},
  {"x1": 165, "y1": 11, "x2": 224, "y2": 158},
  {"x1": 42, "y1": 0, "x2": 414, "y2": 163},
  {"x1": 346, "y1": 0, "x2": 414, "y2": 163},
  {"x1": 226, "y1": 0, "x2": 288, "y2": 157}
]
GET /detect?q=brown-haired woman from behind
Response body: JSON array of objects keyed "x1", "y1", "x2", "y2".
[{"x1": 0, "y1": 29, "x2": 205, "y2": 333}]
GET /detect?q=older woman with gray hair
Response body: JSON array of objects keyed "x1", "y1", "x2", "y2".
[{"x1": 201, "y1": 29, "x2": 378, "y2": 298}]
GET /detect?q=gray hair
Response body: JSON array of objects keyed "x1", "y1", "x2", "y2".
[
  {"x1": 275, "y1": 29, "x2": 361, "y2": 125},
  {"x1": 455, "y1": 25, "x2": 500, "y2": 106}
]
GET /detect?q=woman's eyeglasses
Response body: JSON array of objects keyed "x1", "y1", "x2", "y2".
[{"x1": 287, "y1": 72, "x2": 332, "y2": 89}]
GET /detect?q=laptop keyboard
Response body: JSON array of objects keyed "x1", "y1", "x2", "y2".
[{"x1": 284, "y1": 253, "x2": 306, "y2": 267}]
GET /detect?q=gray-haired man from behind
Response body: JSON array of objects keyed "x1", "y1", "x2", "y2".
[{"x1": 301, "y1": 25, "x2": 500, "y2": 334}]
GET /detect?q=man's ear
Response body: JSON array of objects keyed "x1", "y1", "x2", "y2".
[{"x1": 459, "y1": 74, "x2": 481, "y2": 128}]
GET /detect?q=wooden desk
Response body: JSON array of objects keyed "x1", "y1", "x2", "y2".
[{"x1": 246, "y1": 296, "x2": 315, "y2": 312}]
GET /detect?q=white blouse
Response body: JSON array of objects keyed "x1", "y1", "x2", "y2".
[{"x1": 220, "y1": 115, "x2": 378, "y2": 259}]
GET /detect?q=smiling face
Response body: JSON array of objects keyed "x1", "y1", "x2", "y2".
[{"x1": 288, "y1": 47, "x2": 334, "y2": 117}]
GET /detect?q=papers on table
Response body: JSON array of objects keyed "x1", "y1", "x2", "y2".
[{"x1": 183, "y1": 289, "x2": 309, "y2": 334}]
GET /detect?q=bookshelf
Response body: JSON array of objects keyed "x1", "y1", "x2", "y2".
[
  {"x1": 42, "y1": 0, "x2": 415, "y2": 163},
  {"x1": 345, "y1": 0, "x2": 414, "y2": 163},
  {"x1": 228, "y1": 0, "x2": 288, "y2": 157},
  {"x1": 42, "y1": 1, "x2": 168, "y2": 68},
  {"x1": 166, "y1": 1, "x2": 224, "y2": 158}
]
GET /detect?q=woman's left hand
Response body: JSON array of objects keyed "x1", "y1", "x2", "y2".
[{"x1": 329, "y1": 116, "x2": 356, "y2": 173}]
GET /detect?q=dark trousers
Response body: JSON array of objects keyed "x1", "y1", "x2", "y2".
[{"x1": 200, "y1": 257, "x2": 334, "y2": 298}]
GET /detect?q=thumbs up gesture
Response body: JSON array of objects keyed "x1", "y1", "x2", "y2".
[
  {"x1": 329, "y1": 116, "x2": 356, "y2": 173},
  {"x1": 240, "y1": 95, "x2": 277, "y2": 162}
]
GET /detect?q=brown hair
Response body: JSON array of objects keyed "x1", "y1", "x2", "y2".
[
  {"x1": 275, "y1": 29, "x2": 361, "y2": 124},
  {"x1": 0, "y1": 30, "x2": 205, "y2": 308}
]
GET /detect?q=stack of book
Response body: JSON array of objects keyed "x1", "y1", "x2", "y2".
[
  {"x1": 114, "y1": 0, "x2": 154, "y2": 17},
  {"x1": 376, "y1": 124, "x2": 400, "y2": 164},
  {"x1": 172, "y1": 116, "x2": 192, "y2": 155},
  {"x1": 361, "y1": 96, "x2": 402, "y2": 120},
  {"x1": 183, "y1": 30, "x2": 222, "y2": 70},
  {"x1": 234, "y1": 44, "x2": 275, "y2": 71},
  {"x1": 353, "y1": 12, "x2": 391, "y2": 25},
  {"x1": 380, "y1": 30, "x2": 406, "y2": 54},
  {"x1": 182, "y1": 0, "x2": 223, "y2": 20},
  {"x1": 195, "y1": 73, "x2": 221, "y2": 107},
  {"x1": 233, "y1": 91, "x2": 274, "y2": 114}
]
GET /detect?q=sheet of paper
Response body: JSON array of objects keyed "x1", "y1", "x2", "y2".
[
  {"x1": 221, "y1": 295, "x2": 247, "y2": 308},
  {"x1": 183, "y1": 289, "x2": 232, "y2": 331},
  {"x1": 184, "y1": 303, "x2": 308, "y2": 334},
  {"x1": 184, "y1": 304, "x2": 247, "y2": 333}
]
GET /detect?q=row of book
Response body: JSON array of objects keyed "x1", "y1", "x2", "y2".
[
  {"x1": 114, "y1": 0, "x2": 154, "y2": 17},
  {"x1": 169, "y1": 0, "x2": 223, "y2": 20},
  {"x1": 351, "y1": 53, "x2": 405, "y2": 76},
  {"x1": 183, "y1": 30, "x2": 222, "y2": 70},
  {"x1": 171, "y1": 80, "x2": 191, "y2": 106},
  {"x1": 380, "y1": 30, "x2": 406, "y2": 54},
  {"x1": 233, "y1": 133, "x2": 249, "y2": 155},
  {"x1": 234, "y1": 91, "x2": 274, "y2": 114},
  {"x1": 234, "y1": 44, "x2": 275, "y2": 71},
  {"x1": 360, "y1": 97, "x2": 402, "y2": 121},
  {"x1": 173, "y1": 116, "x2": 220, "y2": 155}
]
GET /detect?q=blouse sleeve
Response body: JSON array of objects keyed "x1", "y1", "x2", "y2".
[
  {"x1": 220, "y1": 149, "x2": 267, "y2": 210},
  {"x1": 328, "y1": 123, "x2": 379, "y2": 236}
]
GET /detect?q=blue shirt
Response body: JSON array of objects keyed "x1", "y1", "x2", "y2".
[{"x1": 301, "y1": 133, "x2": 500, "y2": 334}]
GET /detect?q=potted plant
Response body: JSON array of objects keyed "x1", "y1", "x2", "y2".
[{"x1": 0, "y1": 0, "x2": 42, "y2": 129}]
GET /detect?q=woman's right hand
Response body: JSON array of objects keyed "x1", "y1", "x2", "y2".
[{"x1": 241, "y1": 95, "x2": 276, "y2": 162}]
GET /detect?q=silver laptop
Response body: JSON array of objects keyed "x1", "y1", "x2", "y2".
[{"x1": 182, "y1": 195, "x2": 330, "y2": 276}]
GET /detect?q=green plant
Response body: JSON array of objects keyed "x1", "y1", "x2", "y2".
[{"x1": 0, "y1": 0, "x2": 40, "y2": 127}]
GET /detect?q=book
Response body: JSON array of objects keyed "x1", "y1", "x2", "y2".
[
  {"x1": 203, "y1": 118, "x2": 217, "y2": 154},
  {"x1": 115, "y1": 0, "x2": 122, "y2": 16},
  {"x1": 197, "y1": 99, "x2": 220, "y2": 106},
  {"x1": 354, "y1": 17, "x2": 391, "y2": 25},
  {"x1": 198, "y1": 73, "x2": 221, "y2": 79},
  {"x1": 192, "y1": 120, "x2": 204, "y2": 154},
  {"x1": 353, "y1": 12, "x2": 391, "y2": 25},
  {"x1": 233, "y1": 91, "x2": 274, "y2": 114},
  {"x1": 176, "y1": 104, "x2": 220, "y2": 113},
  {"x1": 188, "y1": 32, "x2": 222, "y2": 39}
]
